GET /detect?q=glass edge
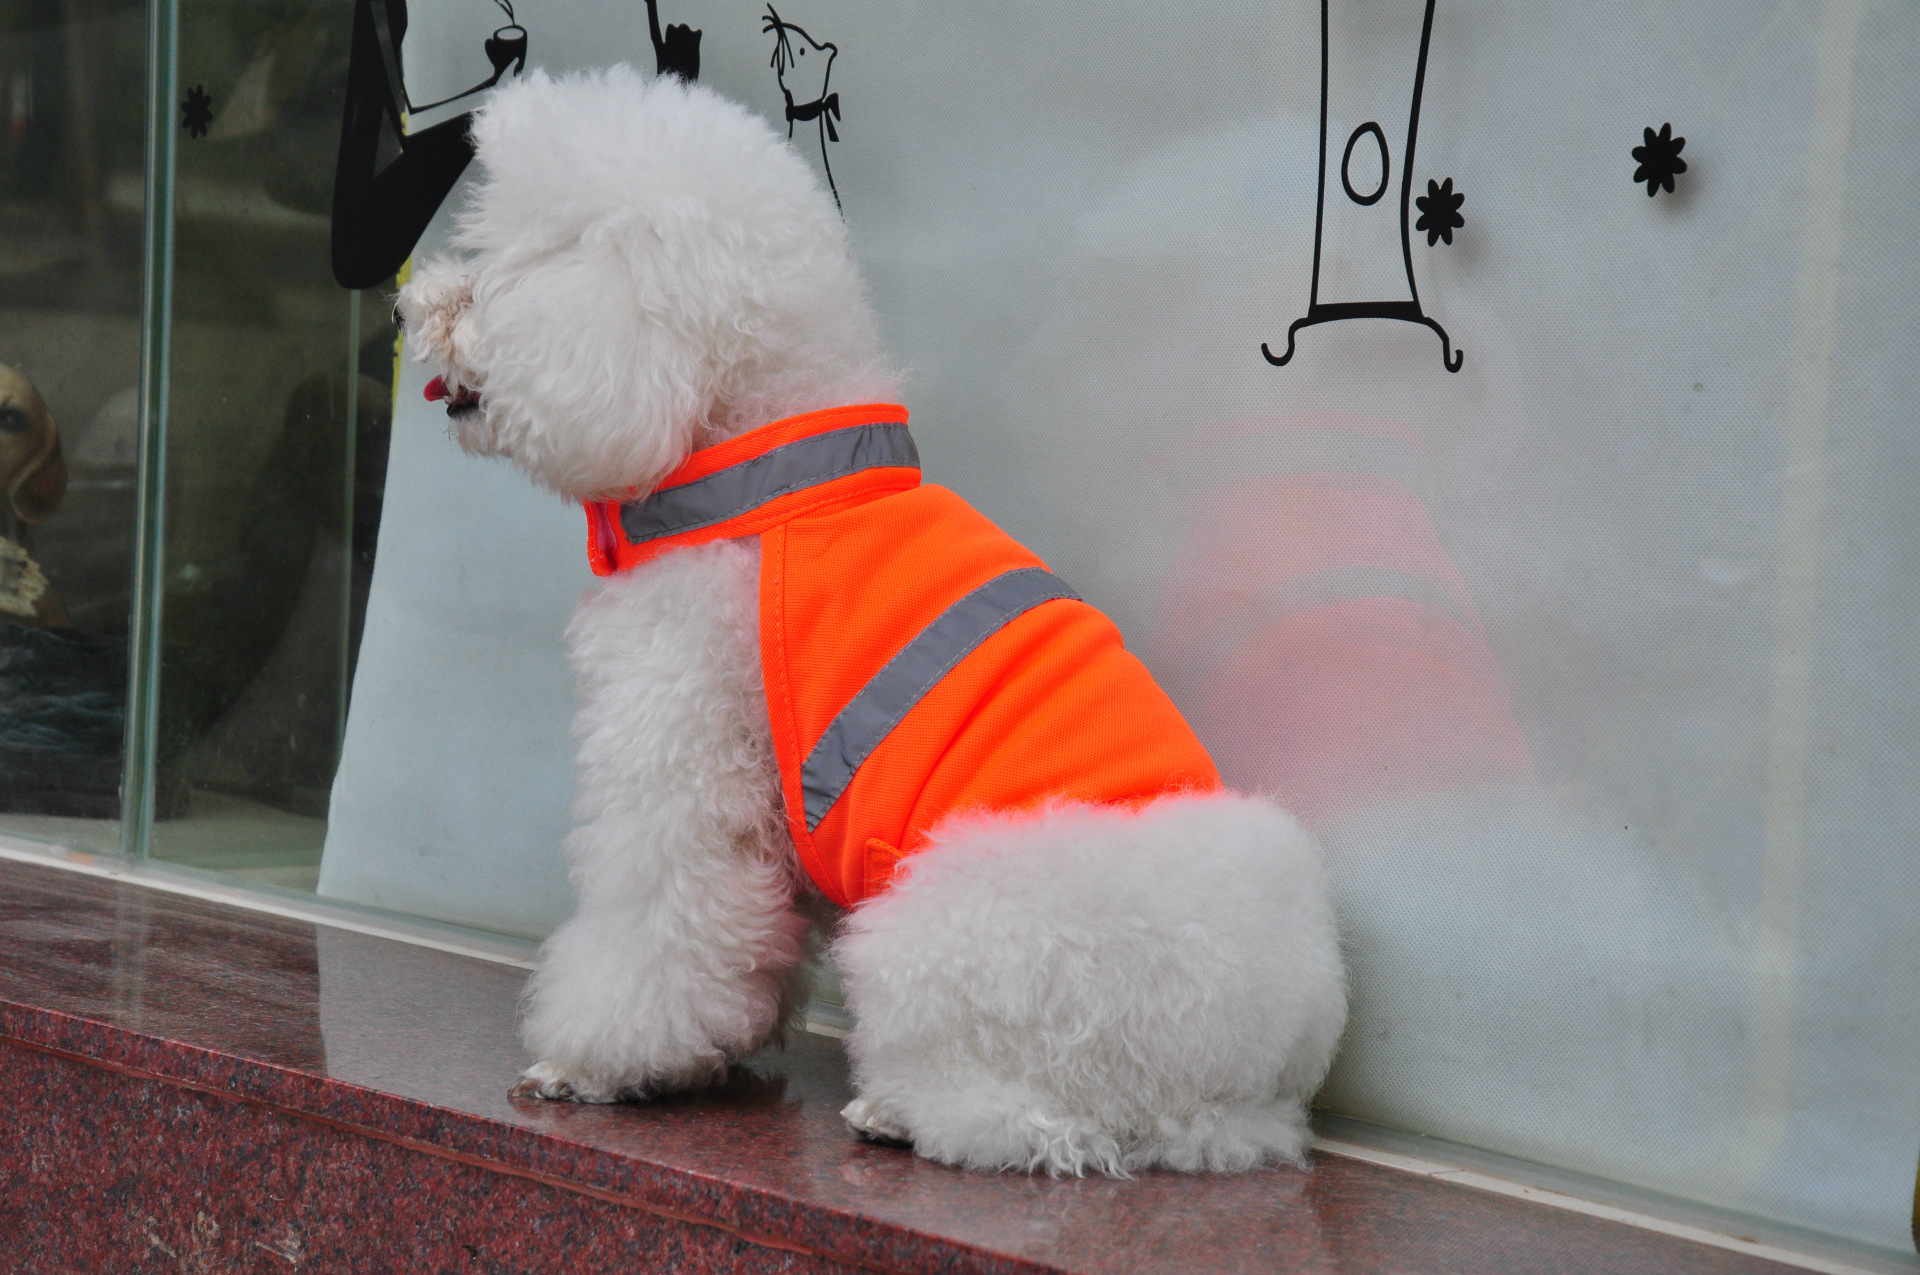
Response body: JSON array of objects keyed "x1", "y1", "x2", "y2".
[
  {"x1": 1313, "y1": 1112, "x2": 1920, "y2": 1274},
  {"x1": 339, "y1": 291, "x2": 361, "y2": 759},
  {"x1": 118, "y1": 0, "x2": 178, "y2": 862},
  {"x1": 0, "y1": 832, "x2": 543, "y2": 966}
]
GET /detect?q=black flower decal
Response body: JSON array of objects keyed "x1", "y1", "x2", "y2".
[
  {"x1": 1632, "y1": 123, "x2": 1686, "y2": 196},
  {"x1": 180, "y1": 85, "x2": 213, "y2": 138},
  {"x1": 1414, "y1": 177, "x2": 1464, "y2": 246}
]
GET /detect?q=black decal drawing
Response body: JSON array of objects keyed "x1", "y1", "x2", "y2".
[
  {"x1": 1413, "y1": 177, "x2": 1463, "y2": 245},
  {"x1": 405, "y1": 0, "x2": 525, "y2": 113},
  {"x1": 181, "y1": 85, "x2": 213, "y2": 138},
  {"x1": 1262, "y1": 0, "x2": 1463, "y2": 373},
  {"x1": 330, "y1": 0, "x2": 529, "y2": 289},
  {"x1": 1340, "y1": 122, "x2": 1388, "y2": 206},
  {"x1": 763, "y1": 5, "x2": 841, "y2": 209},
  {"x1": 646, "y1": 0, "x2": 701, "y2": 81},
  {"x1": 1632, "y1": 123, "x2": 1686, "y2": 196}
]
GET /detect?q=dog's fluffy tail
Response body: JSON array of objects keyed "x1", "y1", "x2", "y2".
[{"x1": 833, "y1": 792, "x2": 1348, "y2": 1175}]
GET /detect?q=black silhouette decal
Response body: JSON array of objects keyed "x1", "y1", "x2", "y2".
[
  {"x1": 1340, "y1": 121, "x2": 1389, "y2": 205},
  {"x1": 1414, "y1": 177, "x2": 1463, "y2": 245},
  {"x1": 180, "y1": 85, "x2": 213, "y2": 138},
  {"x1": 329, "y1": 0, "x2": 528, "y2": 289},
  {"x1": 647, "y1": 0, "x2": 701, "y2": 81},
  {"x1": 763, "y1": 5, "x2": 841, "y2": 209},
  {"x1": 1263, "y1": 0, "x2": 1463, "y2": 373},
  {"x1": 1632, "y1": 123, "x2": 1686, "y2": 196}
]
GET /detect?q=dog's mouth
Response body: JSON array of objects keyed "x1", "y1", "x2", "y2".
[{"x1": 424, "y1": 375, "x2": 482, "y2": 419}]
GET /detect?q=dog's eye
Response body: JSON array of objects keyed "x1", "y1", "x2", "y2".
[
  {"x1": 0, "y1": 407, "x2": 29, "y2": 435},
  {"x1": 391, "y1": 303, "x2": 406, "y2": 333}
]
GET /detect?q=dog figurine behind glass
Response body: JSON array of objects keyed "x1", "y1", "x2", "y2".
[{"x1": 397, "y1": 67, "x2": 1346, "y2": 1176}]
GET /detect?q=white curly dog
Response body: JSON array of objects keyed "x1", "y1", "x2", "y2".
[{"x1": 397, "y1": 66, "x2": 1346, "y2": 1176}]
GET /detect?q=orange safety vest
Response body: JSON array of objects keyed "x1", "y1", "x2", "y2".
[{"x1": 586, "y1": 403, "x2": 1222, "y2": 907}]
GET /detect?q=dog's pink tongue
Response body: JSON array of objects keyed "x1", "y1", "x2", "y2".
[{"x1": 424, "y1": 376, "x2": 449, "y2": 402}]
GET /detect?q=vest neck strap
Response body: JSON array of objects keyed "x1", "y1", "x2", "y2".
[{"x1": 585, "y1": 403, "x2": 915, "y2": 576}]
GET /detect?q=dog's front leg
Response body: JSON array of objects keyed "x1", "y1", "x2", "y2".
[{"x1": 512, "y1": 539, "x2": 805, "y2": 1102}]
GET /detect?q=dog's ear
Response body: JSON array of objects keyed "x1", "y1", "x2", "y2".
[{"x1": 10, "y1": 417, "x2": 66, "y2": 525}]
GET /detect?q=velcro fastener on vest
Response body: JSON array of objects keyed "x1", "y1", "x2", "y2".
[
  {"x1": 620, "y1": 422, "x2": 916, "y2": 546},
  {"x1": 799, "y1": 566, "x2": 1080, "y2": 830}
]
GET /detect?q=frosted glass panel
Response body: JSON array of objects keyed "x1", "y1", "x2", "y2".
[{"x1": 322, "y1": 0, "x2": 1920, "y2": 1250}]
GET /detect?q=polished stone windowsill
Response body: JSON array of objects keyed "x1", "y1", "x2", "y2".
[{"x1": 0, "y1": 854, "x2": 1819, "y2": 1274}]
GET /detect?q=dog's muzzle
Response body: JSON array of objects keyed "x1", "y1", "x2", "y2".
[{"x1": 424, "y1": 375, "x2": 482, "y2": 418}]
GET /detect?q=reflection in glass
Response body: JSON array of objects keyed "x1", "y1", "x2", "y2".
[
  {"x1": 1151, "y1": 414, "x2": 1530, "y2": 821},
  {"x1": 0, "y1": 0, "x2": 147, "y2": 853},
  {"x1": 142, "y1": 0, "x2": 395, "y2": 891}
]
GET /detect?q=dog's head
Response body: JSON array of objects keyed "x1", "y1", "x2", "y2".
[
  {"x1": 0, "y1": 365, "x2": 65, "y2": 537},
  {"x1": 396, "y1": 66, "x2": 891, "y2": 502}
]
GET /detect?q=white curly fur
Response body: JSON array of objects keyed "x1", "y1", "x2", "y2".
[
  {"x1": 836, "y1": 795, "x2": 1347, "y2": 1174},
  {"x1": 396, "y1": 66, "x2": 893, "y2": 499},
  {"x1": 398, "y1": 67, "x2": 1348, "y2": 1173},
  {"x1": 515, "y1": 538, "x2": 811, "y2": 1101}
]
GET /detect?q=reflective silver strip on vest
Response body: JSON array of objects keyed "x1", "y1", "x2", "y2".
[
  {"x1": 619, "y1": 422, "x2": 916, "y2": 544},
  {"x1": 800, "y1": 566, "x2": 1080, "y2": 830}
]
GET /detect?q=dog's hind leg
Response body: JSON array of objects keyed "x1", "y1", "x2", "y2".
[
  {"x1": 834, "y1": 793, "x2": 1347, "y2": 1174},
  {"x1": 512, "y1": 539, "x2": 806, "y2": 1102}
]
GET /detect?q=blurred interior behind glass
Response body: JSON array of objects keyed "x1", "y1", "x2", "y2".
[
  {"x1": 0, "y1": 0, "x2": 397, "y2": 891},
  {"x1": 0, "y1": 0, "x2": 147, "y2": 854},
  {"x1": 146, "y1": 0, "x2": 394, "y2": 890}
]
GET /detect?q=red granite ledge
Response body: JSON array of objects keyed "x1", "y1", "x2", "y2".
[
  {"x1": 0, "y1": 997, "x2": 1062, "y2": 1275},
  {"x1": 7, "y1": 1036, "x2": 873, "y2": 1275},
  {"x1": 1, "y1": 855, "x2": 1824, "y2": 1275}
]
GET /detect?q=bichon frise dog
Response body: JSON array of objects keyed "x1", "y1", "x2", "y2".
[{"x1": 397, "y1": 66, "x2": 1346, "y2": 1176}]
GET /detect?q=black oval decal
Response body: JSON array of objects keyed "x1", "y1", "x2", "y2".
[{"x1": 1340, "y1": 122, "x2": 1390, "y2": 206}]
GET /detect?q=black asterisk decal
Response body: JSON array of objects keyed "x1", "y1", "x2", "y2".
[
  {"x1": 1414, "y1": 177, "x2": 1464, "y2": 246},
  {"x1": 1632, "y1": 123, "x2": 1686, "y2": 196},
  {"x1": 180, "y1": 85, "x2": 213, "y2": 138}
]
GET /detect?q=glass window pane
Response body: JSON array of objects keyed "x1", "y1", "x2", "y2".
[
  {"x1": 319, "y1": 0, "x2": 1919, "y2": 1255},
  {"x1": 0, "y1": 0, "x2": 148, "y2": 855},
  {"x1": 148, "y1": 0, "x2": 395, "y2": 892},
  {"x1": 16, "y1": 0, "x2": 1887, "y2": 1256}
]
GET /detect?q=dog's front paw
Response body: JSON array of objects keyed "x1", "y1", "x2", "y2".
[
  {"x1": 842, "y1": 1096, "x2": 913, "y2": 1147},
  {"x1": 508, "y1": 1060, "x2": 631, "y2": 1104}
]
